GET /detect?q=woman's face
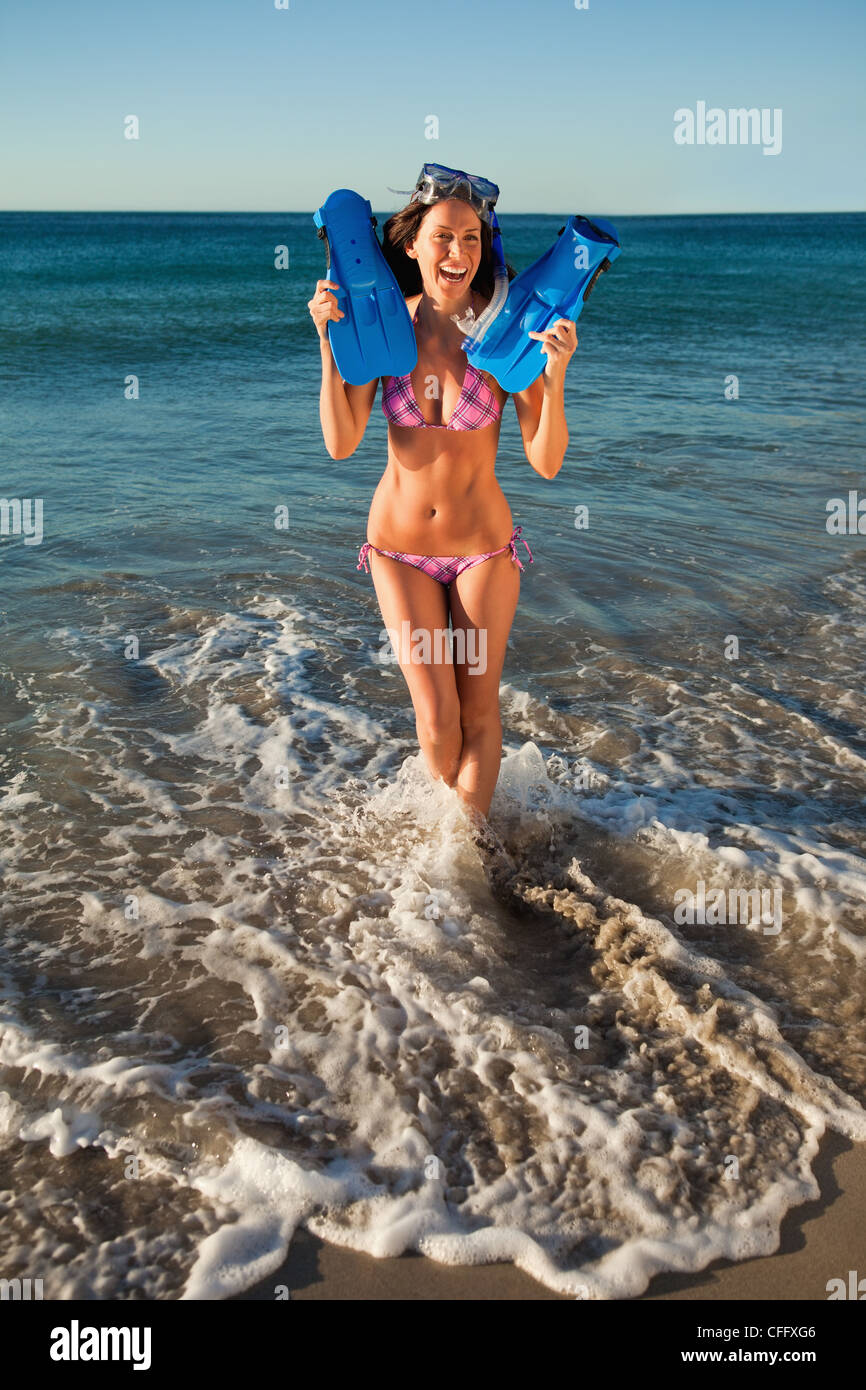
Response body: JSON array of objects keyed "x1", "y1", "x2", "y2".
[{"x1": 406, "y1": 198, "x2": 483, "y2": 301}]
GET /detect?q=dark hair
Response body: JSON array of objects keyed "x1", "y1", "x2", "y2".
[{"x1": 381, "y1": 199, "x2": 516, "y2": 300}]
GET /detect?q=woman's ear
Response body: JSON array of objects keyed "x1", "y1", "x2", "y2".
[{"x1": 405, "y1": 238, "x2": 417, "y2": 261}]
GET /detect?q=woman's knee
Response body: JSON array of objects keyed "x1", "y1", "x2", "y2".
[
  {"x1": 459, "y1": 705, "x2": 502, "y2": 740},
  {"x1": 415, "y1": 694, "x2": 462, "y2": 747}
]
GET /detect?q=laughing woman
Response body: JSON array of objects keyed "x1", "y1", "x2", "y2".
[{"x1": 308, "y1": 164, "x2": 577, "y2": 834}]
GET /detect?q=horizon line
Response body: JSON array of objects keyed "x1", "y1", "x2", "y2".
[{"x1": 2, "y1": 207, "x2": 864, "y2": 217}]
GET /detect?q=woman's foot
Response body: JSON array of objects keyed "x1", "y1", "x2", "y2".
[
  {"x1": 460, "y1": 804, "x2": 523, "y2": 906},
  {"x1": 462, "y1": 801, "x2": 503, "y2": 851}
]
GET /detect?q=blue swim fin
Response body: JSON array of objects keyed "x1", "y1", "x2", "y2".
[
  {"x1": 465, "y1": 215, "x2": 621, "y2": 393},
  {"x1": 313, "y1": 189, "x2": 418, "y2": 385}
]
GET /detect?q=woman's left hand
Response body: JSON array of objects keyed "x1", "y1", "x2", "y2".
[{"x1": 528, "y1": 318, "x2": 578, "y2": 379}]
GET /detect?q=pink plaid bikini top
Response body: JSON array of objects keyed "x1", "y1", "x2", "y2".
[{"x1": 382, "y1": 301, "x2": 502, "y2": 432}]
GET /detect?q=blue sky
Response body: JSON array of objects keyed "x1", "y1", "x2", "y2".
[{"x1": 1, "y1": 0, "x2": 863, "y2": 213}]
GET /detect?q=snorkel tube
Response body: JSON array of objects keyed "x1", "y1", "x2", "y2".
[{"x1": 451, "y1": 208, "x2": 508, "y2": 351}]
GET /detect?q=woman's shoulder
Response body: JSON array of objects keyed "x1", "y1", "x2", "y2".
[{"x1": 475, "y1": 366, "x2": 508, "y2": 405}]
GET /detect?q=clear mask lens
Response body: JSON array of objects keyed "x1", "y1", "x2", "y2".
[{"x1": 412, "y1": 164, "x2": 499, "y2": 223}]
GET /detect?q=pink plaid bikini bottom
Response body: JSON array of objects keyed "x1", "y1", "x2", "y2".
[{"x1": 357, "y1": 524, "x2": 533, "y2": 587}]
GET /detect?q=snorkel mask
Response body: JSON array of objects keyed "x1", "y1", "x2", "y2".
[
  {"x1": 407, "y1": 163, "x2": 509, "y2": 351},
  {"x1": 411, "y1": 163, "x2": 500, "y2": 225}
]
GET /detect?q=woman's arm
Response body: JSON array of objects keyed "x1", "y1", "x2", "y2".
[
  {"x1": 309, "y1": 277, "x2": 378, "y2": 459},
  {"x1": 511, "y1": 318, "x2": 578, "y2": 480},
  {"x1": 318, "y1": 337, "x2": 378, "y2": 459}
]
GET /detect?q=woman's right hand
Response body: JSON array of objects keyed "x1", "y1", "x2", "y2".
[{"x1": 308, "y1": 279, "x2": 345, "y2": 340}]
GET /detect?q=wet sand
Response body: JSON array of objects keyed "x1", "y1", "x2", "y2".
[{"x1": 232, "y1": 1134, "x2": 865, "y2": 1301}]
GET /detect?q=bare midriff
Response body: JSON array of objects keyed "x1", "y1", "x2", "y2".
[{"x1": 366, "y1": 408, "x2": 512, "y2": 555}]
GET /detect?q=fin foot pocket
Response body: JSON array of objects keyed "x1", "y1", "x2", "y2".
[{"x1": 313, "y1": 188, "x2": 418, "y2": 383}]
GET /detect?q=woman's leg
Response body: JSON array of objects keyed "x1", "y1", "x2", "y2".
[
  {"x1": 367, "y1": 550, "x2": 463, "y2": 787},
  {"x1": 449, "y1": 548, "x2": 521, "y2": 818}
]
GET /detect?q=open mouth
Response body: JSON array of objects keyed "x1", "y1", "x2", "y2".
[{"x1": 439, "y1": 266, "x2": 468, "y2": 285}]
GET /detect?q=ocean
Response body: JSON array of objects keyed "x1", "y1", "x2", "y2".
[{"x1": 1, "y1": 210, "x2": 864, "y2": 1299}]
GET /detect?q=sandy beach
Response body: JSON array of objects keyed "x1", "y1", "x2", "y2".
[{"x1": 232, "y1": 1134, "x2": 866, "y2": 1301}]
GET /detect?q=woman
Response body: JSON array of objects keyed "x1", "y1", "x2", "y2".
[{"x1": 308, "y1": 164, "x2": 577, "y2": 831}]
